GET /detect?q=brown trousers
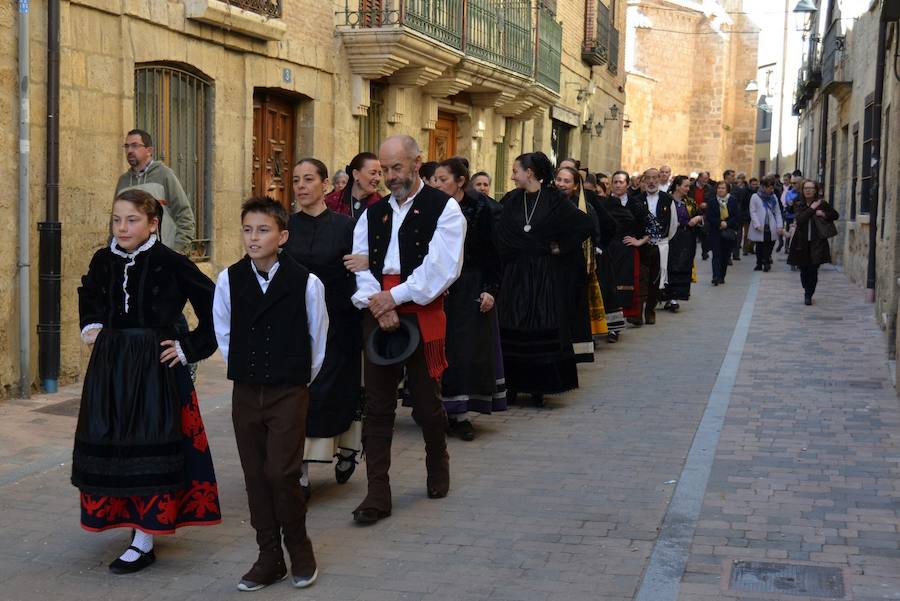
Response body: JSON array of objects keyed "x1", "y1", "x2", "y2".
[
  {"x1": 232, "y1": 382, "x2": 316, "y2": 575},
  {"x1": 639, "y1": 244, "x2": 662, "y2": 311},
  {"x1": 358, "y1": 313, "x2": 449, "y2": 511}
]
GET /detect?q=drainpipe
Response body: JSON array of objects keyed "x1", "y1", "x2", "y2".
[
  {"x1": 18, "y1": 0, "x2": 30, "y2": 398},
  {"x1": 38, "y1": 0, "x2": 61, "y2": 393},
  {"x1": 866, "y1": 11, "x2": 888, "y2": 298}
]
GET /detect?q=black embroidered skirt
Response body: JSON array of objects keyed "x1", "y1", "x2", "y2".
[{"x1": 73, "y1": 328, "x2": 220, "y2": 533}]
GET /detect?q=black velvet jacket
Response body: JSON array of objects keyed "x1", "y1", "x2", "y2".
[
  {"x1": 78, "y1": 238, "x2": 217, "y2": 363},
  {"x1": 459, "y1": 190, "x2": 501, "y2": 296}
]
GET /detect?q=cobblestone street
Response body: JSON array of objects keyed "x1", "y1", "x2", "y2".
[{"x1": 2, "y1": 253, "x2": 899, "y2": 601}]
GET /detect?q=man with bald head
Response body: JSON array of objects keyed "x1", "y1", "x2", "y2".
[
  {"x1": 658, "y1": 165, "x2": 672, "y2": 191},
  {"x1": 350, "y1": 135, "x2": 466, "y2": 524}
]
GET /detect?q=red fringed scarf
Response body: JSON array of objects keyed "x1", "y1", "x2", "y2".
[{"x1": 381, "y1": 274, "x2": 448, "y2": 380}]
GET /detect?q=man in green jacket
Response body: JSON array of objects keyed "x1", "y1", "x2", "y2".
[{"x1": 115, "y1": 129, "x2": 196, "y2": 254}]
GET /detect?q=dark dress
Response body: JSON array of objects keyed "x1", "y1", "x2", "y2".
[
  {"x1": 586, "y1": 190, "x2": 624, "y2": 331},
  {"x1": 787, "y1": 200, "x2": 839, "y2": 267},
  {"x1": 705, "y1": 195, "x2": 742, "y2": 282},
  {"x1": 562, "y1": 192, "x2": 599, "y2": 362},
  {"x1": 601, "y1": 195, "x2": 646, "y2": 318},
  {"x1": 74, "y1": 237, "x2": 221, "y2": 534},
  {"x1": 286, "y1": 209, "x2": 362, "y2": 454},
  {"x1": 665, "y1": 199, "x2": 698, "y2": 301},
  {"x1": 442, "y1": 191, "x2": 504, "y2": 415},
  {"x1": 496, "y1": 187, "x2": 593, "y2": 395}
]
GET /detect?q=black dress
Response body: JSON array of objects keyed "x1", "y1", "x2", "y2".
[
  {"x1": 601, "y1": 195, "x2": 646, "y2": 318},
  {"x1": 286, "y1": 209, "x2": 362, "y2": 458},
  {"x1": 496, "y1": 187, "x2": 593, "y2": 395},
  {"x1": 442, "y1": 191, "x2": 503, "y2": 415},
  {"x1": 74, "y1": 236, "x2": 221, "y2": 534}
]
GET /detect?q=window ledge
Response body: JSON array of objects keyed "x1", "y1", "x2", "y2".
[
  {"x1": 856, "y1": 213, "x2": 871, "y2": 225},
  {"x1": 185, "y1": 0, "x2": 286, "y2": 41}
]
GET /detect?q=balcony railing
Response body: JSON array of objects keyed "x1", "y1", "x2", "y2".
[
  {"x1": 582, "y1": 0, "x2": 609, "y2": 66},
  {"x1": 536, "y1": 6, "x2": 562, "y2": 91},
  {"x1": 341, "y1": 0, "x2": 464, "y2": 49},
  {"x1": 467, "y1": 0, "x2": 533, "y2": 75},
  {"x1": 228, "y1": 0, "x2": 282, "y2": 19},
  {"x1": 821, "y1": 20, "x2": 850, "y2": 91},
  {"x1": 608, "y1": 26, "x2": 619, "y2": 74},
  {"x1": 800, "y1": 36, "x2": 822, "y2": 93}
]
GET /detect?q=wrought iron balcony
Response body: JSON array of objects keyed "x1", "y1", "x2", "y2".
[
  {"x1": 582, "y1": 0, "x2": 609, "y2": 67},
  {"x1": 536, "y1": 6, "x2": 562, "y2": 91},
  {"x1": 608, "y1": 26, "x2": 619, "y2": 75},
  {"x1": 466, "y1": 0, "x2": 533, "y2": 76},
  {"x1": 227, "y1": 0, "x2": 282, "y2": 19},
  {"x1": 821, "y1": 20, "x2": 851, "y2": 94},
  {"x1": 800, "y1": 37, "x2": 821, "y2": 93},
  {"x1": 341, "y1": 0, "x2": 464, "y2": 50}
]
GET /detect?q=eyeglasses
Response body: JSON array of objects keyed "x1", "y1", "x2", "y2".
[{"x1": 122, "y1": 143, "x2": 147, "y2": 150}]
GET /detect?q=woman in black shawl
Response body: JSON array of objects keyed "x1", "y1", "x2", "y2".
[{"x1": 496, "y1": 152, "x2": 593, "y2": 406}]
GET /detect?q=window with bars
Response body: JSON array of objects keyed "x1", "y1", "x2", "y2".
[
  {"x1": 861, "y1": 96, "x2": 874, "y2": 214},
  {"x1": 359, "y1": 82, "x2": 386, "y2": 153},
  {"x1": 134, "y1": 64, "x2": 213, "y2": 259}
]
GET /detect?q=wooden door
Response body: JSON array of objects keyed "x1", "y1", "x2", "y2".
[
  {"x1": 429, "y1": 113, "x2": 457, "y2": 162},
  {"x1": 252, "y1": 92, "x2": 296, "y2": 211}
]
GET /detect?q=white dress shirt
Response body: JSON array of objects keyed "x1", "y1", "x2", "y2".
[
  {"x1": 212, "y1": 259, "x2": 329, "y2": 384},
  {"x1": 351, "y1": 180, "x2": 466, "y2": 309}
]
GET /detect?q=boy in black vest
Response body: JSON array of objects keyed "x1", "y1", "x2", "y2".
[{"x1": 212, "y1": 197, "x2": 329, "y2": 591}]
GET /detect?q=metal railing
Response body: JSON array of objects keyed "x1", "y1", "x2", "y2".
[
  {"x1": 536, "y1": 6, "x2": 562, "y2": 91},
  {"x1": 608, "y1": 26, "x2": 619, "y2": 74},
  {"x1": 821, "y1": 20, "x2": 849, "y2": 89},
  {"x1": 466, "y1": 0, "x2": 533, "y2": 75},
  {"x1": 582, "y1": 0, "x2": 609, "y2": 66},
  {"x1": 227, "y1": 0, "x2": 282, "y2": 19},
  {"x1": 341, "y1": 0, "x2": 463, "y2": 49}
]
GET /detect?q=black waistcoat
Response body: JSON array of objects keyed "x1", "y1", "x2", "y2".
[
  {"x1": 227, "y1": 254, "x2": 311, "y2": 385},
  {"x1": 642, "y1": 192, "x2": 674, "y2": 238},
  {"x1": 366, "y1": 184, "x2": 450, "y2": 285}
]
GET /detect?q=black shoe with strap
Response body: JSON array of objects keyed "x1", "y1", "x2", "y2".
[
  {"x1": 334, "y1": 450, "x2": 358, "y2": 484},
  {"x1": 109, "y1": 546, "x2": 156, "y2": 575}
]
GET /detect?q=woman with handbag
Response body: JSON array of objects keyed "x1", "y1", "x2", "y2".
[
  {"x1": 748, "y1": 175, "x2": 785, "y2": 272},
  {"x1": 704, "y1": 180, "x2": 741, "y2": 286},
  {"x1": 788, "y1": 179, "x2": 839, "y2": 305}
]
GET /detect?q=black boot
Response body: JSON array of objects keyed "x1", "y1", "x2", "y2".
[{"x1": 237, "y1": 528, "x2": 287, "y2": 591}]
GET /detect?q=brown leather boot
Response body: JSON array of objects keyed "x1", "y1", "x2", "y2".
[
  {"x1": 237, "y1": 528, "x2": 287, "y2": 591},
  {"x1": 423, "y1": 425, "x2": 450, "y2": 499},
  {"x1": 353, "y1": 434, "x2": 393, "y2": 524}
]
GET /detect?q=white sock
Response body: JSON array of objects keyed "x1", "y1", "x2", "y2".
[
  {"x1": 300, "y1": 462, "x2": 310, "y2": 487},
  {"x1": 119, "y1": 530, "x2": 153, "y2": 562}
]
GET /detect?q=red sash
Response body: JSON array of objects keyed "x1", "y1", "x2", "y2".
[{"x1": 382, "y1": 274, "x2": 447, "y2": 380}]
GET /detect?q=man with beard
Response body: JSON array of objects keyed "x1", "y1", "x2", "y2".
[
  {"x1": 115, "y1": 129, "x2": 196, "y2": 254},
  {"x1": 633, "y1": 168, "x2": 677, "y2": 325},
  {"x1": 349, "y1": 135, "x2": 466, "y2": 524}
]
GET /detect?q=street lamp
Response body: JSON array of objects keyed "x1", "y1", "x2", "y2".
[{"x1": 792, "y1": 0, "x2": 817, "y2": 13}]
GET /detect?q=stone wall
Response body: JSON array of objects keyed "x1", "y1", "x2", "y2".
[{"x1": 622, "y1": 0, "x2": 758, "y2": 178}]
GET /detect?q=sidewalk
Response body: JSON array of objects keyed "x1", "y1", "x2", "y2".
[{"x1": 0, "y1": 252, "x2": 897, "y2": 601}]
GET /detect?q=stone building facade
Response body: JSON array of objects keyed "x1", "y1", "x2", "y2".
[
  {"x1": 621, "y1": 0, "x2": 758, "y2": 178},
  {"x1": 1, "y1": 0, "x2": 626, "y2": 397},
  {"x1": 794, "y1": 0, "x2": 900, "y2": 366}
]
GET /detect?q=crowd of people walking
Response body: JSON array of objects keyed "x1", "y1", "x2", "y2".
[{"x1": 70, "y1": 128, "x2": 840, "y2": 591}]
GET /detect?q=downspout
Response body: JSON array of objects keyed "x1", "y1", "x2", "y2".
[
  {"x1": 18, "y1": 0, "x2": 30, "y2": 398},
  {"x1": 38, "y1": 0, "x2": 61, "y2": 393},
  {"x1": 774, "y1": 0, "x2": 789, "y2": 175},
  {"x1": 866, "y1": 11, "x2": 888, "y2": 297},
  {"x1": 817, "y1": 0, "x2": 835, "y2": 184}
]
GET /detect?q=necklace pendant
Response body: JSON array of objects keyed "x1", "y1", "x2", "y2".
[
  {"x1": 353, "y1": 201, "x2": 361, "y2": 210},
  {"x1": 523, "y1": 224, "x2": 532, "y2": 233}
]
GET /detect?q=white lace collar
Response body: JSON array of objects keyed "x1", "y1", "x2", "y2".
[{"x1": 110, "y1": 234, "x2": 157, "y2": 259}]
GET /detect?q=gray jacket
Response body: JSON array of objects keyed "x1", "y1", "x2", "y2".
[{"x1": 116, "y1": 160, "x2": 195, "y2": 254}]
